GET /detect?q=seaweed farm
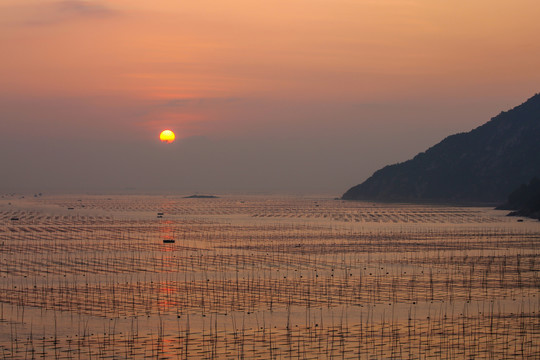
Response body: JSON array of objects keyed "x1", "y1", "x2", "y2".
[{"x1": 0, "y1": 195, "x2": 539, "y2": 359}]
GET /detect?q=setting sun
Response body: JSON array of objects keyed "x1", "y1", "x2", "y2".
[{"x1": 159, "y1": 129, "x2": 175, "y2": 143}]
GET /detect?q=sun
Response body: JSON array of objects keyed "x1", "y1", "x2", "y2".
[{"x1": 159, "y1": 129, "x2": 175, "y2": 143}]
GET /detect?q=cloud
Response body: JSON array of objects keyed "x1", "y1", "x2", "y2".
[
  {"x1": 159, "y1": 97, "x2": 241, "y2": 108},
  {"x1": 20, "y1": 1, "x2": 118, "y2": 26},
  {"x1": 54, "y1": 1, "x2": 116, "y2": 17}
]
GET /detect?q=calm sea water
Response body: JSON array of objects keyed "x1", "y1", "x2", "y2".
[{"x1": 1, "y1": 195, "x2": 539, "y2": 359}]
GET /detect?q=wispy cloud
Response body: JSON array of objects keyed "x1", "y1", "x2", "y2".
[
  {"x1": 160, "y1": 97, "x2": 241, "y2": 108},
  {"x1": 54, "y1": 1, "x2": 116, "y2": 17},
  {"x1": 17, "y1": 1, "x2": 118, "y2": 26}
]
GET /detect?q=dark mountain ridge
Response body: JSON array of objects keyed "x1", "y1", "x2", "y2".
[
  {"x1": 342, "y1": 93, "x2": 540, "y2": 204},
  {"x1": 497, "y1": 177, "x2": 540, "y2": 220}
]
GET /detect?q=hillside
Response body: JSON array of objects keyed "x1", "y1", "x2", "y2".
[
  {"x1": 342, "y1": 94, "x2": 540, "y2": 204},
  {"x1": 497, "y1": 178, "x2": 540, "y2": 220}
]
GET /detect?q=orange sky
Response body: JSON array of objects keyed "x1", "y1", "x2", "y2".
[
  {"x1": 0, "y1": 0, "x2": 539, "y2": 192},
  {"x1": 3, "y1": 1, "x2": 539, "y2": 100}
]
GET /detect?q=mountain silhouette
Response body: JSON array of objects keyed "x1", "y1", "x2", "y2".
[
  {"x1": 342, "y1": 93, "x2": 540, "y2": 204},
  {"x1": 497, "y1": 177, "x2": 540, "y2": 220}
]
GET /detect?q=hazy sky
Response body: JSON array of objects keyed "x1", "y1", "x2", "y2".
[{"x1": 1, "y1": 0, "x2": 539, "y2": 194}]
